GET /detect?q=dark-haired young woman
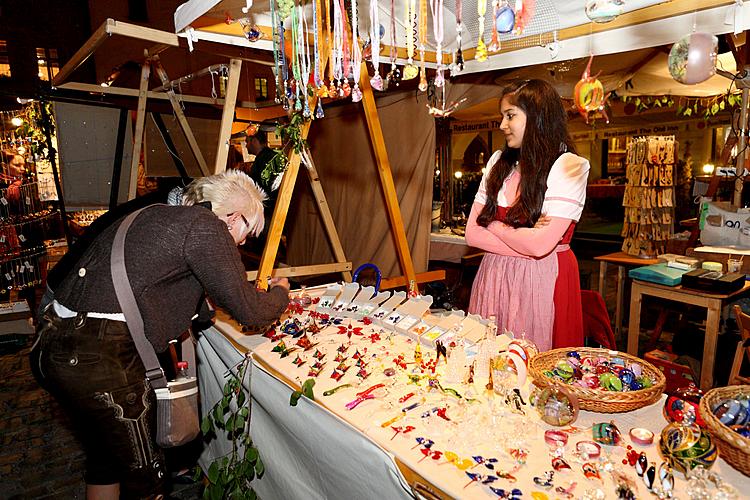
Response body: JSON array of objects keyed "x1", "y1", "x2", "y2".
[{"x1": 465, "y1": 79, "x2": 590, "y2": 351}]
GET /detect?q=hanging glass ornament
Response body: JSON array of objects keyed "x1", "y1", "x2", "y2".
[
  {"x1": 315, "y1": 99, "x2": 325, "y2": 119},
  {"x1": 475, "y1": 0, "x2": 488, "y2": 62},
  {"x1": 584, "y1": 0, "x2": 625, "y2": 24},
  {"x1": 668, "y1": 32, "x2": 718, "y2": 85},
  {"x1": 489, "y1": 0, "x2": 501, "y2": 52},
  {"x1": 496, "y1": 1, "x2": 516, "y2": 33},
  {"x1": 513, "y1": 0, "x2": 535, "y2": 35},
  {"x1": 402, "y1": 0, "x2": 419, "y2": 80},
  {"x1": 573, "y1": 54, "x2": 610, "y2": 124}
]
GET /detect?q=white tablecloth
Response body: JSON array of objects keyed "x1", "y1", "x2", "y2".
[{"x1": 198, "y1": 311, "x2": 750, "y2": 499}]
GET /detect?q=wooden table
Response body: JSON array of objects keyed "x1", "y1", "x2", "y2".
[
  {"x1": 594, "y1": 251, "x2": 659, "y2": 338},
  {"x1": 627, "y1": 279, "x2": 750, "y2": 390}
]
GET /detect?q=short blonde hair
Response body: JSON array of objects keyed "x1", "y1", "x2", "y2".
[{"x1": 183, "y1": 169, "x2": 268, "y2": 236}]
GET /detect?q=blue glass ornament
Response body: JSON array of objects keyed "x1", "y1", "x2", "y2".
[{"x1": 495, "y1": 5, "x2": 515, "y2": 34}]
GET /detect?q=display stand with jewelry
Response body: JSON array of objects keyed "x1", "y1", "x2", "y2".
[{"x1": 621, "y1": 135, "x2": 677, "y2": 258}]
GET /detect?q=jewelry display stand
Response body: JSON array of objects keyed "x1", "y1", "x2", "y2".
[
  {"x1": 0, "y1": 180, "x2": 59, "y2": 296},
  {"x1": 621, "y1": 135, "x2": 677, "y2": 258}
]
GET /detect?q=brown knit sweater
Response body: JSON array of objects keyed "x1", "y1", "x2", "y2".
[{"x1": 53, "y1": 204, "x2": 289, "y2": 352}]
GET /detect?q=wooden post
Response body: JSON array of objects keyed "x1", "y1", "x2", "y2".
[
  {"x1": 152, "y1": 57, "x2": 210, "y2": 177},
  {"x1": 254, "y1": 120, "x2": 312, "y2": 290},
  {"x1": 128, "y1": 60, "x2": 151, "y2": 200},
  {"x1": 302, "y1": 152, "x2": 353, "y2": 282},
  {"x1": 213, "y1": 58, "x2": 242, "y2": 174},
  {"x1": 359, "y1": 61, "x2": 418, "y2": 290}
]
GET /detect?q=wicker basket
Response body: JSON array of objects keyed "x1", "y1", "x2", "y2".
[
  {"x1": 699, "y1": 385, "x2": 750, "y2": 477},
  {"x1": 528, "y1": 347, "x2": 666, "y2": 413}
]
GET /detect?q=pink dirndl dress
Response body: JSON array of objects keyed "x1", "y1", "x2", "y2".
[{"x1": 469, "y1": 207, "x2": 583, "y2": 351}]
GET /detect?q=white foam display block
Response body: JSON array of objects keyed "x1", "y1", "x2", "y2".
[
  {"x1": 355, "y1": 291, "x2": 391, "y2": 319},
  {"x1": 419, "y1": 326, "x2": 446, "y2": 347},
  {"x1": 341, "y1": 286, "x2": 375, "y2": 318},
  {"x1": 330, "y1": 282, "x2": 360, "y2": 314},
  {"x1": 404, "y1": 320, "x2": 434, "y2": 343},
  {"x1": 370, "y1": 291, "x2": 407, "y2": 326},
  {"x1": 460, "y1": 314, "x2": 490, "y2": 345},
  {"x1": 395, "y1": 314, "x2": 421, "y2": 335},
  {"x1": 316, "y1": 283, "x2": 343, "y2": 311}
]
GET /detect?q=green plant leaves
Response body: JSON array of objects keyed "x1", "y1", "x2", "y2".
[
  {"x1": 200, "y1": 356, "x2": 261, "y2": 499},
  {"x1": 290, "y1": 378, "x2": 316, "y2": 406}
]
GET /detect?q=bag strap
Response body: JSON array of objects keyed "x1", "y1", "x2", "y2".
[{"x1": 110, "y1": 206, "x2": 195, "y2": 389}]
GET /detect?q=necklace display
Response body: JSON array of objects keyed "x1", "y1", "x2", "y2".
[
  {"x1": 385, "y1": 0, "x2": 401, "y2": 87},
  {"x1": 350, "y1": 0, "x2": 363, "y2": 101},
  {"x1": 402, "y1": 0, "x2": 419, "y2": 80},
  {"x1": 475, "y1": 0, "x2": 488, "y2": 62},
  {"x1": 369, "y1": 0, "x2": 384, "y2": 90},
  {"x1": 430, "y1": 0, "x2": 445, "y2": 87},
  {"x1": 417, "y1": 0, "x2": 428, "y2": 91},
  {"x1": 451, "y1": 0, "x2": 464, "y2": 75}
]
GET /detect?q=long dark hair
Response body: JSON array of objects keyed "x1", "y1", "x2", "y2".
[{"x1": 476, "y1": 79, "x2": 576, "y2": 228}]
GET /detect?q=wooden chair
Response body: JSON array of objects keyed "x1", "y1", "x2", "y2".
[{"x1": 730, "y1": 305, "x2": 750, "y2": 385}]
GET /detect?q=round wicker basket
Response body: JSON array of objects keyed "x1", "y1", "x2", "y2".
[
  {"x1": 528, "y1": 347, "x2": 666, "y2": 413},
  {"x1": 699, "y1": 385, "x2": 750, "y2": 477}
]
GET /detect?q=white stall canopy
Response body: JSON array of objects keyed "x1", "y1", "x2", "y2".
[{"x1": 174, "y1": 0, "x2": 750, "y2": 77}]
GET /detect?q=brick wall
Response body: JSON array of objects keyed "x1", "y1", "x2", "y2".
[{"x1": 0, "y1": 344, "x2": 85, "y2": 498}]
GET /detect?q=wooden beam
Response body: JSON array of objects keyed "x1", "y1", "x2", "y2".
[
  {"x1": 53, "y1": 19, "x2": 179, "y2": 87},
  {"x1": 246, "y1": 262, "x2": 352, "y2": 281},
  {"x1": 57, "y1": 81, "x2": 281, "y2": 110},
  {"x1": 128, "y1": 61, "x2": 151, "y2": 200},
  {"x1": 379, "y1": 270, "x2": 447, "y2": 291},
  {"x1": 214, "y1": 58, "x2": 242, "y2": 174},
  {"x1": 53, "y1": 20, "x2": 111, "y2": 86},
  {"x1": 302, "y1": 151, "x2": 353, "y2": 282},
  {"x1": 152, "y1": 57, "x2": 211, "y2": 177},
  {"x1": 359, "y1": 61, "x2": 418, "y2": 291}
]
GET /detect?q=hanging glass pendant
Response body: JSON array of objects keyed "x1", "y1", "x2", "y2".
[
  {"x1": 403, "y1": 64, "x2": 419, "y2": 81},
  {"x1": 370, "y1": 73, "x2": 384, "y2": 91},
  {"x1": 496, "y1": 3, "x2": 516, "y2": 33},
  {"x1": 315, "y1": 99, "x2": 325, "y2": 119},
  {"x1": 475, "y1": 38, "x2": 488, "y2": 62},
  {"x1": 351, "y1": 84, "x2": 363, "y2": 102}
]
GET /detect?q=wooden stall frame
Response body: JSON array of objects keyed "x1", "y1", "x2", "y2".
[{"x1": 51, "y1": 18, "x2": 427, "y2": 290}]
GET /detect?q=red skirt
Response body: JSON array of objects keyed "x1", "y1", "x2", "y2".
[{"x1": 552, "y1": 249, "x2": 584, "y2": 348}]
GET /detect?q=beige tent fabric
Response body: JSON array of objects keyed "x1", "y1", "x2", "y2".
[{"x1": 284, "y1": 91, "x2": 435, "y2": 279}]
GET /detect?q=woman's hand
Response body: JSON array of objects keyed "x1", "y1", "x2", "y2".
[{"x1": 534, "y1": 214, "x2": 552, "y2": 229}]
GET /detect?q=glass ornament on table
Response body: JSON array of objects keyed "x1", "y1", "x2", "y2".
[
  {"x1": 444, "y1": 331, "x2": 467, "y2": 384},
  {"x1": 475, "y1": 316, "x2": 499, "y2": 381}
]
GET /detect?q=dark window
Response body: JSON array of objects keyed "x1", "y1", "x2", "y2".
[
  {"x1": 254, "y1": 77, "x2": 268, "y2": 101},
  {"x1": 0, "y1": 40, "x2": 10, "y2": 78},
  {"x1": 36, "y1": 47, "x2": 59, "y2": 81}
]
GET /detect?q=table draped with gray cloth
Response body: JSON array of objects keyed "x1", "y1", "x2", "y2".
[{"x1": 195, "y1": 323, "x2": 414, "y2": 499}]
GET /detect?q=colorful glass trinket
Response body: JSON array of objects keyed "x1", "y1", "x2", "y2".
[
  {"x1": 330, "y1": 370, "x2": 344, "y2": 381},
  {"x1": 292, "y1": 355, "x2": 305, "y2": 367},
  {"x1": 413, "y1": 437, "x2": 434, "y2": 449},
  {"x1": 552, "y1": 456, "x2": 572, "y2": 472},
  {"x1": 582, "y1": 463, "x2": 601, "y2": 481},
  {"x1": 464, "y1": 472, "x2": 498, "y2": 487},
  {"x1": 533, "y1": 471, "x2": 554, "y2": 489},
  {"x1": 592, "y1": 422, "x2": 622, "y2": 446},
  {"x1": 643, "y1": 465, "x2": 656, "y2": 490},
  {"x1": 490, "y1": 487, "x2": 522, "y2": 499}
]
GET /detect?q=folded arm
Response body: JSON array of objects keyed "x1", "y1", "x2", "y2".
[
  {"x1": 464, "y1": 202, "x2": 529, "y2": 258},
  {"x1": 486, "y1": 217, "x2": 572, "y2": 257}
]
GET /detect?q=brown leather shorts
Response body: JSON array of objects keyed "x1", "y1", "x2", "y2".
[{"x1": 30, "y1": 308, "x2": 166, "y2": 497}]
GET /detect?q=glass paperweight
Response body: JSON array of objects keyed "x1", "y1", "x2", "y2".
[
  {"x1": 664, "y1": 384, "x2": 706, "y2": 427},
  {"x1": 534, "y1": 385, "x2": 579, "y2": 427},
  {"x1": 659, "y1": 422, "x2": 717, "y2": 477}
]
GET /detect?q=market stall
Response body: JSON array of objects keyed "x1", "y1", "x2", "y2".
[{"x1": 197, "y1": 285, "x2": 750, "y2": 498}]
